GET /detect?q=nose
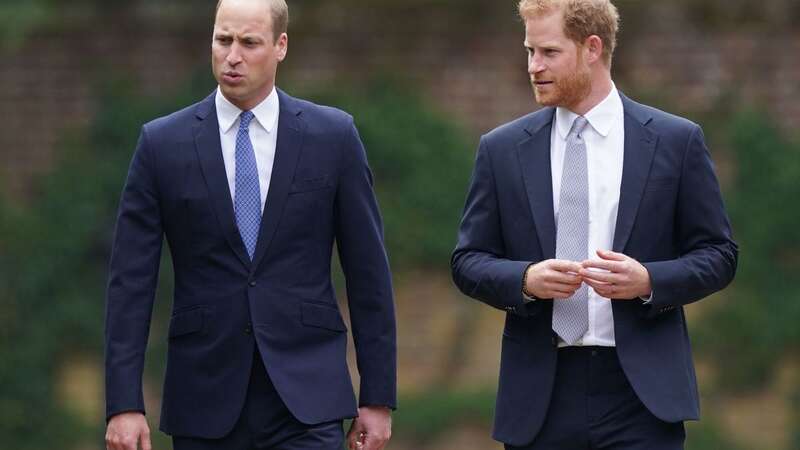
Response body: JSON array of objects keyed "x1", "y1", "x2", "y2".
[
  {"x1": 226, "y1": 43, "x2": 243, "y2": 66},
  {"x1": 528, "y1": 53, "x2": 545, "y2": 74}
]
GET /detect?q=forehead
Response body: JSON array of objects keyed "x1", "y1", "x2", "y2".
[
  {"x1": 214, "y1": 0, "x2": 273, "y2": 35},
  {"x1": 523, "y1": 11, "x2": 569, "y2": 47}
]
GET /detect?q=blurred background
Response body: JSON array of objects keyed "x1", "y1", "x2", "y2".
[{"x1": 1, "y1": 0, "x2": 798, "y2": 449}]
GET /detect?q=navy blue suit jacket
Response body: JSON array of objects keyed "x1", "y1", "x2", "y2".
[
  {"x1": 105, "y1": 89, "x2": 396, "y2": 438},
  {"x1": 451, "y1": 94, "x2": 737, "y2": 446}
]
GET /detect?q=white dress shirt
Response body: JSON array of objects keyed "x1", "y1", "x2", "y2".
[
  {"x1": 215, "y1": 87, "x2": 280, "y2": 213},
  {"x1": 550, "y1": 84, "x2": 625, "y2": 347}
]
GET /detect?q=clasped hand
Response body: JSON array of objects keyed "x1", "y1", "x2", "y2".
[
  {"x1": 347, "y1": 405, "x2": 392, "y2": 450},
  {"x1": 524, "y1": 250, "x2": 651, "y2": 300}
]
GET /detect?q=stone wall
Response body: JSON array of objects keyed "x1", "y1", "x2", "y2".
[{"x1": 1, "y1": 1, "x2": 797, "y2": 197}]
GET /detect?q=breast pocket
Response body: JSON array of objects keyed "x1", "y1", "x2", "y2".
[{"x1": 289, "y1": 175, "x2": 333, "y2": 194}]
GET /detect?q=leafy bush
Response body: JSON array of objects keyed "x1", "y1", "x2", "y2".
[
  {"x1": 693, "y1": 111, "x2": 800, "y2": 389},
  {"x1": 303, "y1": 77, "x2": 473, "y2": 269}
]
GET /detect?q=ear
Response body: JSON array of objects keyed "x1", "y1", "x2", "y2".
[
  {"x1": 584, "y1": 35, "x2": 603, "y2": 64},
  {"x1": 276, "y1": 32, "x2": 288, "y2": 62}
]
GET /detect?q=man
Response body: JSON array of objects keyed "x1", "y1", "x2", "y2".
[
  {"x1": 451, "y1": 0, "x2": 737, "y2": 449},
  {"x1": 104, "y1": 1, "x2": 395, "y2": 449}
]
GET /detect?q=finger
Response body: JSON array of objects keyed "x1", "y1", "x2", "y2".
[
  {"x1": 582, "y1": 277, "x2": 613, "y2": 289},
  {"x1": 587, "y1": 282, "x2": 628, "y2": 299},
  {"x1": 583, "y1": 277, "x2": 612, "y2": 289},
  {"x1": 346, "y1": 425, "x2": 363, "y2": 450},
  {"x1": 546, "y1": 271, "x2": 583, "y2": 285},
  {"x1": 361, "y1": 434, "x2": 387, "y2": 450},
  {"x1": 121, "y1": 438, "x2": 136, "y2": 450},
  {"x1": 546, "y1": 281, "x2": 582, "y2": 293},
  {"x1": 141, "y1": 432, "x2": 152, "y2": 450},
  {"x1": 551, "y1": 288, "x2": 579, "y2": 299},
  {"x1": 579, "y1": 268, "x2": 622, "y2": 284},
  {"x1": 581, "y1": 258, "x2": 623, "y2": 273},
  {"x1": 549, "y1": 259, "x2": 584, "y2": 274},
  {"x1": 583, "y1": 278, "x2": 614, "y2": 295},
  {"x1": 544, "y1": 277, "x2": 582, "y2": 292},
  {"x1": 596, "y1": 249, "x2": 627, "y2": 261}
]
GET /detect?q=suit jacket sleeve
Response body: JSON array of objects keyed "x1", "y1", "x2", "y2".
[
  {"x1": 334, "y1": 119, "x2": 397, "y2": 409},
  {"x1": 451, "y1": 136, "x2": 532, "y2": 316},
  {"x1": 104, "y1": 126, "x2": 163, "y2": 420},
  {"x1": 642, "y1": 125, "x2": 738, "y2": 317}
]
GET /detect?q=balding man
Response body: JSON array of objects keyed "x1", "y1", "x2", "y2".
[{"x1": 104, "y1": 1, "x2": 396, "y2": 449}]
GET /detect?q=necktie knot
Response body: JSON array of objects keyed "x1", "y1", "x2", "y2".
[
  {"x1": 570, "y1": 116, "x2": 589, "y2": 138},
  {"x1": 239, "y1": 111, "x2": 255, "y2": 131}
]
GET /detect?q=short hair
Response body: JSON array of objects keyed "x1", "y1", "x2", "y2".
[
  {"x1": 215, "y1": 0, "x2": 289, "y2": 42},
  {"x1": 518, "y1": 0, "x2": 619, "y2": 66}
]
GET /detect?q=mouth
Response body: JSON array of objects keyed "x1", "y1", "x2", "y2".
[
  {"x1": 533, "y1": 80, "x2": 553, "y2": 87},
  {"x1": 222, "y1": 72, "x2": 244, "y2": 83}
]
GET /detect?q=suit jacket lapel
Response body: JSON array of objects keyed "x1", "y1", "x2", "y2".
[
  {"x1": 251, "y1": 89, "x2": 304, "y2": 270},
  {"x1": 192, "y1": 93, "x2": 252, "y2": 269},
  {"x1": 518, "y1": 108, "x2": 557, "y2": 259},
  {"x1": 612, "y1": 95, "x2": 658, "y2": 253}
]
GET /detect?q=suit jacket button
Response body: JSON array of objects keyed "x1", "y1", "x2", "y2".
[
  {"x1": 249, "y1": 280, "x2": 257, "y2": 287},
  {"x1": 551, "y1": 336, "x2": 558, "y2": 347},
  {"x1": 245, "y1": 324, "x2": 252, "y2": 335}
]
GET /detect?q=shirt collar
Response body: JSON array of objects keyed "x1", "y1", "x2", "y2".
[
  {"x1": 555, "y1": 83, "x2": 623, "y2": 139},
  {"x1": 215, "y1": 86, "x2": 280, "y2": 134}
]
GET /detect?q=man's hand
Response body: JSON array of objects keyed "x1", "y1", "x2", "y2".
[
  {"x1": 580, "y1": 249, "x2": 652, "y2": 299},
  {"x1": 105, "y1": 412, "x2": 151, "y2": 450},
  {"x1": 347, "y1": 406, "x2": 392, "y2": 450},
  {"x1": 524, "y1": 259, "x2": 584, "y2": 299}
]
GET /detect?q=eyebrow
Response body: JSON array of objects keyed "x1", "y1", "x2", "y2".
[
  {"x1": 213, "y1": 33, "x2": 266, "y2": 45},
  {"x1": 524, "y1": 42, "x2": 561, "y2": 50}
]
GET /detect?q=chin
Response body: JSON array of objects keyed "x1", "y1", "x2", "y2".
[{"x1": 534, "y1": 92, "x2": 559, "y2": 107}]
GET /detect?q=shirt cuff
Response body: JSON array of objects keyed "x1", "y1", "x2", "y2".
[{"x1": 639, "y1": 291, "x2": 654, "y2": 304}]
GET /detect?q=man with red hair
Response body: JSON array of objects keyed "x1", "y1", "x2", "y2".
[{"x1": 452, "y1": 1, "x2": 737, "y2": 448}]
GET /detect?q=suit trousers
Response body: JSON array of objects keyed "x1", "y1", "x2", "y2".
[
  {"x1": 506, "y1": 346, "x2": 685, "y2": 450},
  {"x1": 173, "y1": 348, "x2": 344, "y2": 450}
]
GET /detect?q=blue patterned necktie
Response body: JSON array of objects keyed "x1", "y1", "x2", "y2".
[
  {"x1": 235, "y1": 111, "x2": 261, "y2": 260},
  {"x1": 552, "y1": 116, "x2": 590, "y2": 345}
]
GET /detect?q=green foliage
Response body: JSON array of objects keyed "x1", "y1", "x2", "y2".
[
  {"x1": 685, "y1": 419, "x2": 744, "y2": 450},
  {"x1": 678, "y1": 0, "x2": 800, "y2": 31},
  {"x1": 0, "y1": 2, "x2": 49, "y2": 50},
  {"x1": 0, "y1": 72, "x2": 211, "y2": 448},
  {"x1": 392, "y1": 387, "x2": 495, "y2": 442},
  {"x1": 304, "y1": 78, "x2": 474, "y2": 269},
  {"x1": 693, "y1": 111, "x2": 800, "y2": 389},
  {"x1": 690, "y1": 108, "x2": 800, "y2": 447}
]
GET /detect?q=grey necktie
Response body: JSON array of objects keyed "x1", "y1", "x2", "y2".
[{"x1": 552, "y1": 116, "x2": 590, "y2": 345}]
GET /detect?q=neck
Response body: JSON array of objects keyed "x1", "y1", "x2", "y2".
[
  {"x1": 569, "y1": 72, "x2": 612, "y2": 116},
  {"x1": 224, "y1": 84, "x2": 275, "y2": 111}
]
